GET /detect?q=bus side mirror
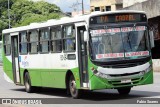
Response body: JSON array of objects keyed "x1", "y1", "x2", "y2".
[
  {"x1": 84, "y1": 31, "x2": 88, "y2": 42},
  {"x1": 149, "y1": 30, "x2": 155, "y2": 48}
]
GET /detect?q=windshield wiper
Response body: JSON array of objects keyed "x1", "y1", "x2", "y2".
[
  {"x1": 127, "y1": 32, "x2": 132, "y2": 51},
  {"x1": 125, "y1": 24, "x2": 137, "y2": 52},
  {"x1": 104, "y1": 26, "x2": 113, "y2": 53}
]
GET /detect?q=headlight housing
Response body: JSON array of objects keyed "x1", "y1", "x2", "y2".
[
  {"x1": 91, "y1": 67, "x2": 109, "y2": 79},
  {"x1": 145, "y1": 65, "x2": 152, "y2": 73}
]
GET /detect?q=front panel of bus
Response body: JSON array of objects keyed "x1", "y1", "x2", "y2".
[{"x1": 87, "y1": 13, "x2": 153, "y2": 90}]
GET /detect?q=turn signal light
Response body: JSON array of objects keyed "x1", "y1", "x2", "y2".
[{"x1": 91, "y1": 67, "x2": 98, "y2": 74}]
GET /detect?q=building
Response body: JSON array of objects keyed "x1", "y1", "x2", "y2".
[
  {"x1": 123, "y1": 0, "x2": 147, "y2": 8},
  {"x1": 90, "y1": 0, "x2": 123, "y2": 12}
]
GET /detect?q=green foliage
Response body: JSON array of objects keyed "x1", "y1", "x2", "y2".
[{"x1": 0, "y1": 0, "x2": 63, "y2": 40}]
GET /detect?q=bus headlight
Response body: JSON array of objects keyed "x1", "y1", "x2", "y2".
[
  {"x1": 91, "y1": 67, "x2": 109, "y2": 79},
  {"x1": 96, "y1": 72, "x2": 109, "y2": 78},
  {"x1": 140, "y1": 71, "x2": 145, "y2": 75},
  {"x1": 145, "y1": 65, "x2": 152, "y2": 73}
]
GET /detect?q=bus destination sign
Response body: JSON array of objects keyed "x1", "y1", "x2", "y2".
[{"x1": 90, "y1": 13, "x2": 147, "y2": 25}]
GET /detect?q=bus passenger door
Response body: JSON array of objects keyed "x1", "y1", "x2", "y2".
[
  {"x1": 11, "y1": 34, "x2": 20, "y2": 84},
  {"x1": 76, "y1": 24, "x2": 89, "y2": 88}
]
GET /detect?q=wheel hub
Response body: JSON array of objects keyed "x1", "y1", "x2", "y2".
[
  {"x1": 25, "y1": 78, "x2": 30, "y2": 90},
  {"x1": 70, "y1": 80, "x2": 76, "y2": 94}
]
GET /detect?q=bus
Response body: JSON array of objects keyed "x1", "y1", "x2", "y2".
[{"x1": 2, "y1": 10, "x2": 154, "y2": 98}]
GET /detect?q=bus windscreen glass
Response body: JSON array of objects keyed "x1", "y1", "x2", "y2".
[{"x1": 90, "y1": 26, "x2": 150, "y2": 61}]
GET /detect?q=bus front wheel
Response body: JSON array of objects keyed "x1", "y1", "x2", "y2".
[
  {"x1": 24, "y1": 72, "x2": 34, "y2": 93},
  {"x1": 117, "y1": 87, "x2": 131, "y2": 95},
  {"x1": 69, "y1": 75, "x2": 81, "y2": 99}
]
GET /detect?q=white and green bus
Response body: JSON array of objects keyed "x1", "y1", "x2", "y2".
[{"x1": 2, "y1": 10, "x2": 154, "y2": 98}]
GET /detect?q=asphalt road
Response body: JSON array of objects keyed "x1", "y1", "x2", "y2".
[{"x1": 0, "y1": 66, "x2": 160, "y2": 107}]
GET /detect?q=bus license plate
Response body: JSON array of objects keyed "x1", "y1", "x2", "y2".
[{"x1": 121, "y1": 79, "x2": 131, "y2": 83}]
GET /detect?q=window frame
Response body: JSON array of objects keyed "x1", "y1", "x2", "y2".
[
  {"x1": 39, "y1": 28, "x2": 50, "y2": 54},
  {"x1": 28, "y1": 29, "x2": 39, "y2": 54},
  {"x1": 50, "y1": 26, "x2": 62, "y2": 53},
  {"x1": 19, "y1": 31, "x2": 28, "y2": 55},
  {"x1": 62, "y1": 24, "x2": 76, "y2": 53},
  {"x1": 95, "y1": 7, "x2": 100, "y2": 11},
  {"x1": 106, "y1": 6, "x2": 111, "y2": 11}
]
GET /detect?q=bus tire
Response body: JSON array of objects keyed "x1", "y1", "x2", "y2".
[
  {"x1": 117, "y1": 87, "x2": 131, "y2": 95},
  {"x1": 24, "y1": 72, "x2": 34, "y2": 93},
  {"x1": 69, "y1": 75, "x2": 81, "y2": 99}
]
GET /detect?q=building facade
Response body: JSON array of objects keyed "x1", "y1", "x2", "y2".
[
  {"x1": 90, "y1": 0, "x2": 123, "y2": 12},
  {"x1": 123, "y1": 0, "x2": 147, "y2": 8}
]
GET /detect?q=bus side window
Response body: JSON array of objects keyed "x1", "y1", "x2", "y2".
[
  {"x1": 3, "y1": 35, "x2": 11, "y2": 55},
  {"x1": 19, "y1": 32, "x2": 28, "y2": 54},
  {"x1": 40, "y1": 28, "x2": 50, "y2": 53},
  {"x1": 29, "y1": 30, "x2": 39, "y2": 54},
  {"x1": 63, "y1": 25, "x2": 76, "y2": 52},
  {"x1": 51, "y1": 26, "x2": 62, "y2": 53}
]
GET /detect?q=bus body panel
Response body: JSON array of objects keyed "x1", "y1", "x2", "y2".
[
  {"x1": 3, "y1": 55, "x2": 13, "y2": 82},
  {"x1": 3, "y1": 53, "x2": 81, "y2": 89},
  {"x1": 18, "y1": 53, "x2": 80, "y2": 88},
  {"x1": 22, "y1": 68, "x2": 81, "y2": 89},
  {"x1": 2, "y1": 53, "x2": 153, "y2": 90}
]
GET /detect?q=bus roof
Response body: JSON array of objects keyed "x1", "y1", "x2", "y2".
[{"x1": 2, "y1": 10, "x2": 146, "y2": 34}]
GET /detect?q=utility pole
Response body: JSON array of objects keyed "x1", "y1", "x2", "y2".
[
  {"x1": 70, "y1": 0, "x2": 81, "y2": 12},
  {"x1": 8, "y1": 0, "x2": 10, "y2": 29},
  {"x1": 82, "y1": 0, "x2": 84, "y2": 15},
  {"x1": 70, "y1": 0, "x2": 84, "y2": 15},
  {"x1": 70, "y1": 3, "x2": 78, "y2": 12}
]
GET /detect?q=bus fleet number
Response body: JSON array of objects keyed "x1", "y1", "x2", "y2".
[{"x1": 60, "y1": 54, "x2": 68, "y2": 60}]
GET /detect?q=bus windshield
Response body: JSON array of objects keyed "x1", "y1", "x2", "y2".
[{"x1": 90, "y1": 26, "x2": 150, "y2": 62}]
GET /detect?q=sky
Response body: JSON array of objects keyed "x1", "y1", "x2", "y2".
[{"x1": 33, "y1": 0, "x2": 90, "y2": 12}]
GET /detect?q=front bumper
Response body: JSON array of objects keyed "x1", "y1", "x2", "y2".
[{"x1": 89, "y1": 70, "x2": 153, "y2": 90}]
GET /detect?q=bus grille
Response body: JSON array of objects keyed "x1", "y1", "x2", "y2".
[
  {"x1": 108, "y1": 77, "x2": 143, "y2": 87},
  {"x1": 109, "y1": 72, "x2": 140, "y2": 77},
  {"x1": 102, "y1": 61, "x2": 146, "y2": 68}
]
